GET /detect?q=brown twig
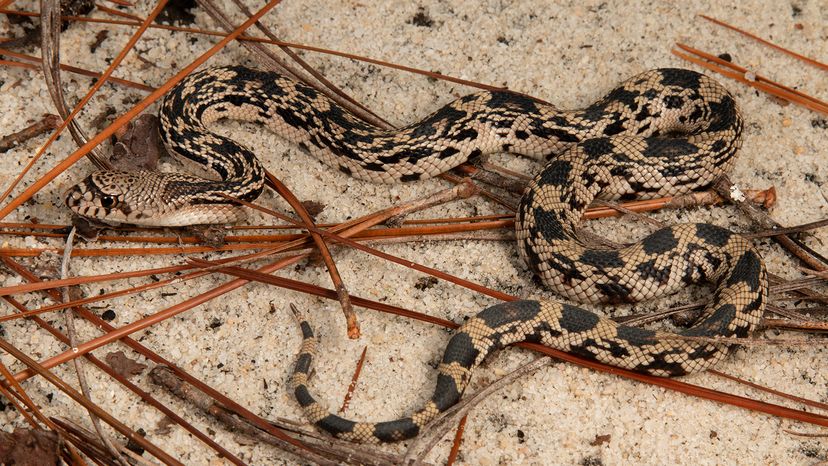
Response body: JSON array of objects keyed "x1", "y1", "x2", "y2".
[
  {"x1": 744, "y1": 218, "x2": 828, "y2": 239},
  {"x1": 710, "y1": 370, "x2": 828, "y2": 412},
  {"x1": 446, "y1": 416, "x2": 467, "y2": 466},
  {"x1": 339, "y1": 346, "x2": 368, "y2": 414},
  {"x1": 762, "y1": 318, "x2": 828, "y2": 332},
  {"x1": 94, "y1": 2, "x2": 142, "y2": 20},
  {"x1": 0, "y1": 114, "x2": 61, "y2": 153},
  {"x1": 0, "y1": 47, "x2": 155, "y2": 91},
  {"x1": 712, "y1": 176, "x2": 828, "y2": 271}
]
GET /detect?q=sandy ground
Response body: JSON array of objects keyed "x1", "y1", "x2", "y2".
[{"x1": 1, "y1": 0, "x2": 827, "y2": 464}]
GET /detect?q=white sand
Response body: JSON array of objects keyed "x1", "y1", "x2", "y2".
[{"x1": 1, "y1": 0, "x2": 826, "y2": 464}]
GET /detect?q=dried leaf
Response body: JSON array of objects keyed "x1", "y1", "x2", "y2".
[
  {"x1": 300, "y1": 200, "x2": 326, "y2": 220},
  {"x1": 187, "y1": 224, "x2": 228, "y2": 247},
  {"x1": 105, "y1": 351, "x2": 147, "y2": 378},
  {"x1": 71, "y1": 215, "x2": 103, "y2": 241},
  {"x1": 0, "y1": 428, "x2": 60, "y2": 466},
  {"x1": 154, "y1": 416, "x2": 175, "y2": 435},
  {"x1": 110, "y1": 114, "x2": 164, "y2": 171},
  {"x1": 414, "y1": 276, "x2": 439, "y2": 291},
  {"x1": 590, "y1": 434, "x2": 611, "y2": 446}
]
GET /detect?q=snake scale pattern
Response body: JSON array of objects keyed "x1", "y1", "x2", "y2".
[{"x1": 63, "y1": 66, "x2": 768, "y2": 444}]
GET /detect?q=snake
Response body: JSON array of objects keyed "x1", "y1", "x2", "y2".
[{"x1": 62, "y1": 66, "x2": 767, "y2": 444}]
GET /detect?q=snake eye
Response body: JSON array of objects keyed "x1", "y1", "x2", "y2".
[{"x1": 101, "y1": 195, "x2": 117, "y2": 208}]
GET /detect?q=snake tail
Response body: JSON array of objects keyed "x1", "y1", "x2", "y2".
[{"x1": 291, "y1": 265, "x2": 766, "y2": 444}]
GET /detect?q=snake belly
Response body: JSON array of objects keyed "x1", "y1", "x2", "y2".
[{"x1": 61, "y1": 66, "x2": 767, "y2": 443}]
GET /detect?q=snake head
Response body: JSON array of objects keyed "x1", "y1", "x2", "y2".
[
  {"x1": 64, "y1": 170, "x2": 248, "y2": 227},
  {"x1": 63, "y1": 171, "x2": 141, "y2": 225}
]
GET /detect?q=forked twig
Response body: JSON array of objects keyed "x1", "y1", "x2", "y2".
[
  {"x1": 713, "y1": 176, "x2": 828, "y2": 271},
  {"x1": 264, "y1": 171, "x2": 359, "y2": 338}
]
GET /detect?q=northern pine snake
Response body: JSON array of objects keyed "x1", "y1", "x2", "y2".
[{"x1": 63, "y1": 66, "x2": 767, "y2": 443}]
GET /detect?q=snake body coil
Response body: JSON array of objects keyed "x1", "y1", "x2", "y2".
[{"x1": 63, "y1": 66, "x2": 767, "y2": 444}]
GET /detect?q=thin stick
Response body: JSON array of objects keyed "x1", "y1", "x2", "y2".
[
  {"x1": 95, "y1": 3, "x2": 142, "y2": 20},
  {"x1": 710, "y1": 370, "x2": 828, "y2": 412},
  {"x1": 744, "y1": 218, "x2": 828, "y2": 239},
  {"x1": 339, "y1": 346, "x2": 368, "y2": 414},
  {"x1": 402, "y1": 358, "x2": 552, "y2": 464},
  {"x1": 58, "y1": 226, "x2": 129, "y2": 465},
  {"x1": 699, "y1": 14, "x2": 828, "y2": 72},
  {"x1": 446, "y1": 416, "x2": 467, "y2": 466}
]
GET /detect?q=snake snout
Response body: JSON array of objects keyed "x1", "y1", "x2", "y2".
[
  {"x1": 63, "y1": 182, "x2": 90, "y2": 212},
  {"x1": 63, "y1": 176, "x2": 122, "y2": 222}
]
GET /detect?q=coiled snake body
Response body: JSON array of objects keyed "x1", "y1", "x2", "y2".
[{"x1": 64, "y1": 66, "x2": 767, "y2": 444}]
